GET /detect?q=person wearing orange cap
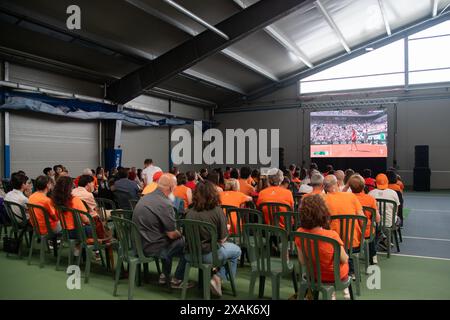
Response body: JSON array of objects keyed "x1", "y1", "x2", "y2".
[
  {"x1": 142, "y1": 171, "x2": 164, "y2": 195},
  {"x1": 368, "y1": 173, "x2": 400, "y2": 229}
]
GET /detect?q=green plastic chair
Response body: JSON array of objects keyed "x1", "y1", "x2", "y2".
[
  {"x1": 232, "y1": 208, "x2": 263, "y2": 267},
  {"x1": 180, "y1": 219, "x2": 237, "y2": 300},
  {"x1": 376, "y1": 199, "x2": 400, "y2": 258},
  {"x1": 243, "y1": 223, "x2": 297, "y2": 300},
  {"x1": 273, "y1": 211, "x2": 301, "y2": 255},
  {"x1": 110, "y1": 209, "x2": 133, "y2": 220},
  {"x1": 293, "y1": 193, "x2": 306, "y2": 212},
  {"x1": 95, "y1": 197, "x2": 116, "y2": 221},
  {"x1": 293, "y1": 231, "x2": 354, "y2": 300},
  {"x1": 257, "y1": 202, "x2": 292, "y2": 226},
  {"x1": 111, "y1": 216, "x2": 161, "y2": 300},
  {"x1": 329, "y1": 215, "x2": 367, "y2": 296},
  {"x1": 221, "y1": 205, "x2": 240, "y2": 242},
  {"x1": 3, "y1": 201, "x2": 31, "y2": 257},
  {"x1": 54, "y1": 205, "x2": 79, "y2": 270},
  {"x1": 27, "y1": 203, "x2": 60, "y2": 268},
  {"x1": 61, "y1": 206, "x2": 114, "y2": 283},
  {"x1": 362, "y1": 206, "x2": 377, "y2": 272}
]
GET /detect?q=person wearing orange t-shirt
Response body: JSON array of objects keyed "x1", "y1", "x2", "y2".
[
  {"x1": 173, "y1": 173, "x2": 192, "y2": 209},
  {"x1": 238, "y1": 167, "x2": 256, "y2": 196},
  {"x1": 256, "y1": 168, "x2": 294, "y2": 227},
  {"x1": 349, "y1": 175, "x2": 380, "y2": 265},
  {"x1": 387, "y1": 170, "x2": 404, "y2": 226},
  {"x1": 323, "y1": 175, "x2": 364, "y2": 277},
  {"x1": 220, "y1": 179, "x2": 252, "y2": 234},
  {"x1": 302, "y1": 172, "x2": 325, "y2": 200},
  {"x1": 295, "y1": 195, "x2": 350, "y2": 300},
  {"x1": 52, "y1": 176, "x2": 92, "y2": 258},
  {"x1": 28, "y1": 175, "x2": 61, "y2": 234}
]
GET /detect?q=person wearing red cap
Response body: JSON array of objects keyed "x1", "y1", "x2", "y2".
[
  {"x1": 142, "y1": 171, "x2": 164, "y2": 195},
  {"x1": 368, "y1": 173, "x2": 400, "y2": 228}
]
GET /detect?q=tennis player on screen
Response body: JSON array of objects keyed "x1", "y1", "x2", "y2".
[{"x1": 350, "y1": 127, "x2": 359, "y2": 151}]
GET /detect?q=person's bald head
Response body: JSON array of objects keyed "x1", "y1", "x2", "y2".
[
  {"x1": 324, "y1": 175, "x2": 338, "y2": 193},
  {"x1": 157, "y1": 173, "x2": 177, "y2": 195},
  {"x1": 334, "y1": 170, "x2": 345, "y2": 184}
]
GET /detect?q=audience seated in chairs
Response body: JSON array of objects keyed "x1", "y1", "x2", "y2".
[
  {"x1": 295, "y1": 194, "x2": 351, "y2": 300},
  {"x1": 238, "y1": 167, "x2": 256, "y2": 196},
  {"x1": 28, "y1": 175, "x2": 61, "y2": 235},
  {"x1": 132, "y1": 173, "x2": 191, "y2": 289},
  {"x1": 4, "y1": 173, "x2": 31, "y2": 223},
  {"x1": 368, "y1": 174, "x2": 400, "y2": 229},
  {"x1": 256, "y1": 168, "x2": 294, "y2": 225},
  {"x1": 349, "y1": 174, "x2": 380, "y2": 264},
  {"x1": 207, "y1": 171, "x2": 224, "y2": 193},
  {"x1": 173, "y1": 173, "x2": 192, "y2": 210},
  {"x1": 185, "y1": 181, "x2": 241, "y2": 297},
  {"x1": 303, "y1": 172, "x2": 325, "y2": 199},
  {"x1": 323, "y1": 175, "x2": 364, "y2": 277},
  {"x1": 114, "y1": 167, "x2": 140, "y2": 199},
  {"x1": 52, "y1": 176, "x2": 93, "y2": 258}
]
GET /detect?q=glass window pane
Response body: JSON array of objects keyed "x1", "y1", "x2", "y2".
[
  {"x1": 409, "y1": 20, "x2": 450, "y2": 39},
  {"x1": 409, "y1": 68, "x2": 450, "y2": 85},
  {"x1": 409, "y1": 36, "x2": 450, "y2": 71},
  {"x1": 303, "y1": 40, "x2": 404, "y2": 81},
  {"x1": 300, "y1": 73, "x2": 404, "y2": 94}
]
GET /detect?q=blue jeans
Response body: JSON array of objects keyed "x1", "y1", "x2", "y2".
[
  {"x1": 156, "y1": 237, "x2": 186, "y2": 281},
  {"x1": 186, "y1": 242, "x2": 241, "y2": 281},
  {"x1": 68, "y1": 225, "x2": 93, "y2": 239}
]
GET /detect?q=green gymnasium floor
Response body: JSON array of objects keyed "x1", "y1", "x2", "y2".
[{"x1": 1, "y1": 191, "x2": 450, "y2": 300}]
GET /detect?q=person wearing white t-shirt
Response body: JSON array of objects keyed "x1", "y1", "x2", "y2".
[
  {"x1": 368, "y1": 173, "x2": 400, "y2": 228},
  {"x1": 4, "y1": 173, "x2": 31, "y2": 222},
  {"x1": 142, "y1": 159, "x2": 162, "y2": 186}
]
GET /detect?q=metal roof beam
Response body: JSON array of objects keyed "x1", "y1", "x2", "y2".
[
  {"x1": 433, "y1": 0, "x2": 439, "y2": 17},
  {"x1": 232, "y1": 0, "x2": 313, "y2": 68},
  {"x1": 378, "y1": 0, "x2": 392, "y2": 36},
  {"x1": 224, "y1": 10, "x2": 450, "y2": 107},
  {"x1": 108, "y1": 0, "x2": 310, "y2": 104},
  {"x1": 315, "y1": 0, "x2": 351, "y2": 53},
  {"x1": 126, "y1": 0, "x2": 278, "y2": 81}
]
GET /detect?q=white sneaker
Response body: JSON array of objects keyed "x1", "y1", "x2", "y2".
[
  {"x1": 343, "y1": 288, "x2": 351, "y2": 300},
  {"x1": 159, "y1": 273, "x2": 167, "y2": 285},
  {"x1": 331, "y1": 291, "x2": 336, "y2": 300},
  {"x1": 73, "y1": 247, "x2": 80, "y2": 257},
  {"x1": 372, "y1": 256, "x2": 378, "y2": 264}
]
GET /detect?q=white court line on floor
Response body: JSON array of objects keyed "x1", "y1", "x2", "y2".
[
  {"x1": 378, "y1": 252, "x2": 450, "y2": 261},
  {"x1": 402, "y1": 236, "x2": 450, "y2": 242}
]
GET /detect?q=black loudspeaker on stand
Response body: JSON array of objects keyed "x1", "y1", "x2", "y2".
[{"x1": 413, "y1": 145, "x2": 431, "y2": 191}]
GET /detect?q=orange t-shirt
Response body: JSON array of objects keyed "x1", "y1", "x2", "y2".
[
  {"x1": 246, "y1": 177, "x2": 255, "y2": 186},
  {"x1": 324, "y1": 192, "x2": 362, "y2": 248},
  {"x1": 173, "y1": 185, "x2": 190, "y2": 209},
  {"x1": 256, "y1": 186, "x2": 294, "y2": 226},
  {"x1": 61, "y1": 197, "x2": 89, "y2": 230},
  {"x1": 295, "y1": 227, "x2": 349, "y2": 282},
  {"x1": 220, "y1": 191, "x2": 249, "y2": 233},
  {"x1": 238, "y1": 178, "x2": 256, "y2": 196},
  {"x1": 142, "y1": 182, "x2": 157, "y2": 195},
  {"x1": 74, "y1": 175, "x2": 98, "y2": 190},
  {"x1": 28, "y1": 192, "x2": 59, "y2": 234},
  {"x1": 389, "y1": 183, "x2": 402, "y2": 193},
  {"x1": 354, "y1": 192, "x2": 377, "y2": 238},
  {"x1": 397, "y1": 180, "x2": 404, "y2": 191},
  {"x1": 302, "y1": 189, "x2": 324, "y2": 199}
]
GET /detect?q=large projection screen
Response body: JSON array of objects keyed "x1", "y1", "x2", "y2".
[{"x1": 310, "y1": 108, "x2": 388, "y2": 158}]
